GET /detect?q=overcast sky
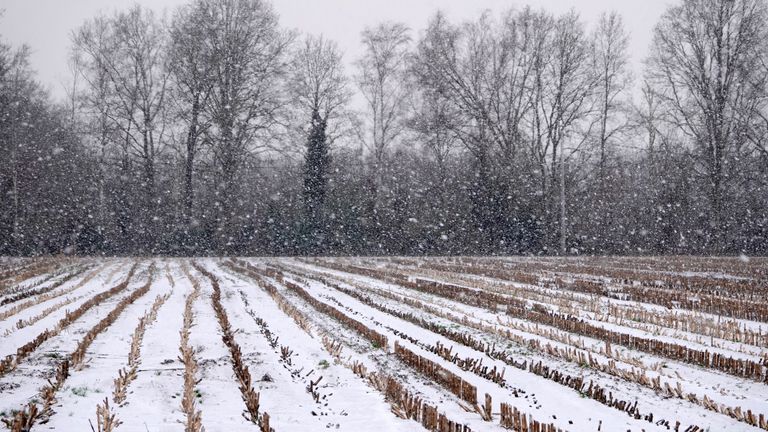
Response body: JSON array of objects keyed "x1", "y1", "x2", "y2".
[{"x1": 2, "y1": 0, "x2": 672, "y2": 101}]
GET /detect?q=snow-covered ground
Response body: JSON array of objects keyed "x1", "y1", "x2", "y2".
[{"x1": 0, "y1": 257, "x2": 766, "y2": 431}]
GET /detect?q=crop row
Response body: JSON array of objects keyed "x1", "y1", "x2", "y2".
[
  {"x1": 226, "y1": 260, "x2": 479, "y2": 431},
  {"x1": 241, "y1": 261, "x2": 579, "y2": 432},
  {"x1": 0, "y1": 264, "x2": 137, "y2": 378},
  {"x1": 2, "y1": 264, "x2": 153, "y2": 431},
  {"x1": 316, "y1": 260, "x2": 768, "y2": 383},
  {"x1": 192, "y1": 262, "x2": 274, "y2": 431},
  {"x1": 285, "y1": 263, "x2": 767, "y2": 430},
  {"x1": 383, "y1": 259, "x2": 767, "y2": 350}
]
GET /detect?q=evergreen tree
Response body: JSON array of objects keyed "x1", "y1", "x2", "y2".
[{"x1": 302, "y1": 108, "x2": 330, "y2": 254}]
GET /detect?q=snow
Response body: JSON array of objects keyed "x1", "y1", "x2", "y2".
[{"x1": 0, "y1": 257, "x2": 766, "y2": 432}]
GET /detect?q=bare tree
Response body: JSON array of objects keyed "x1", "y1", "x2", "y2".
[
  {"x1": 193, "y1": 0, "x2": 292, "y2": 250},
  {"x1": 1, "y1": 30, "x2": 90, "y2": 254},
  {"x1": 355, "y1": 22, "x2": 411, "y2": 164},
  {"x1": 287, "y1": 35, "x2": 352, "y2": 147},
  {"x1": 591, "y1": 11, "x2": 632, "y2": 184},
  {"x1": 73, "y1": 6, "x2": 170, "y2": 251},
  {"x1": 408, "y1": 87, "x2": 459, "y2": 174},
  {"x1": 414, "y1": 11, "x2": 538, "y2": 167},
  {"x1": 635, "y1": 80, "x2": 665, "y2": 161},
  {"x1": 169, "y1": 2, "x2": 215, "y2": 225},
  {"x1": 527, "y1": 10, "x2": 597, "y2": 253},
  {"x1": 113, "y1": 6, "x2": 169, "y2": 216},
  {"x1": 70, "y1": 17, "x2": 116, "y2": 239},
  {"x1": 0, "y1": 41, "x2": 34, "y2": 247},
  {"x1": 575, "y1": 11, "x2": 634, "y2": 253},
  {"x1": 647, "y1": 0, "x2": 768, "y2": 250},
  {"x1": 412, "y1": 10, "x2": 549, "y2": 250},
  {"x1": 354, "y1": 22, "x2": 411, "y2": 247},
  {"x1": 529, "y1": 11, "x2": 596, "y2": 193}
]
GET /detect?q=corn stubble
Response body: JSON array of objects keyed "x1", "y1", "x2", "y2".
[
  {"x1": 89, "y1": 398, "x2": 122, "y2": 432},
  {"x1": 180, "y1": 264, "x2": 204, "y2": 432},
  {"x1": 0, "y1": 264, "x2": 138, "y2": 379},
  {"x1": 227, "y1": 260, "x2": 476, "y2": 432},
  {"x1": 192, "y1": 262, "x2": 274, "y2": 431},
  {"x1": 113, "y1": 292, "x2": 170, "y2": 405}
]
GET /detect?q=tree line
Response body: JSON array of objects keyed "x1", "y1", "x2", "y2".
[{"x1": 1, "y1": 0, "x2": 767, "y2": 256}]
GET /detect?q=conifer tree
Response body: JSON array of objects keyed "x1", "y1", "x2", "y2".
[{"x1": 303, "y1": 108, "x2": 330, "y2": 253}]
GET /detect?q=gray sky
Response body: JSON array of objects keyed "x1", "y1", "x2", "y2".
[{"x1": 1, "y1": 0, "x2": 672, "y2": 100}]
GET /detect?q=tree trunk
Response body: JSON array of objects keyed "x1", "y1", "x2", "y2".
[{"x1": 184, "y1": 96, "x2": 201, "y2": 225}]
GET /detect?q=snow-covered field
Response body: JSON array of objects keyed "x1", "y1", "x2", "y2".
[{"x1": 0, "y1": 256, "x2": 766, "y2": 431}]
